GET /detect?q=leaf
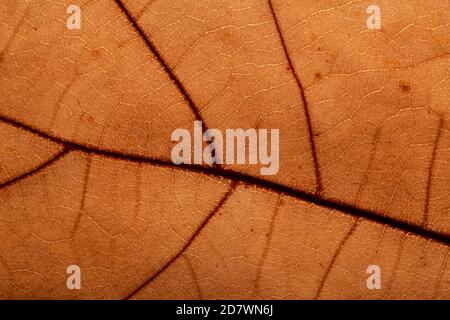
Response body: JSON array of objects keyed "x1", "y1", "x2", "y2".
[{"x1": 0, "y1": 0, "x2": 449, "y2": 299}]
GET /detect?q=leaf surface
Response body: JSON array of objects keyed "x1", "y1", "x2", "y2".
[{"x1": 0, "y1": 0, "x2": 449, "y2": 299}]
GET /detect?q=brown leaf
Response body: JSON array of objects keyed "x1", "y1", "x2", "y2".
[{"x1": 0, "y1": 0, "x2": 449, "y2": 299}]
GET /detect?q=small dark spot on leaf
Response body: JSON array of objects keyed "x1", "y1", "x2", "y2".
[
  {"x1": 90, "y1": 48, "x2": 103, "y2": 58},
  {"x1": 314, "y1": 72, "x2": 323, "y2": 80},
  {"x1": 219, "y1": 28, "x2": 239, "y2": 44},
  {"x1": 265, "y1": 233, "x2": 269, "y2": 237},
  {"x1": 399, "y1": 83, "x2": 411, "y2": 93}
]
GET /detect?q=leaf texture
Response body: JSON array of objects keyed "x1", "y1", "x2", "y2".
[{"x1": 0, "y1": 0, "x2": 449, "y2": 299}]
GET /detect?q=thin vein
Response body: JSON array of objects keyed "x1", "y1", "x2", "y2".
[
  {"x1": 268, "y1": 0, "x2": 322, "y2": 195},
  {"x1": 124, "y1": 181, "x2": 238, "y2": 299},
  {"x1": 382, "y1": 234, "x2": 407, "y2": 299},
  {"x1": 0, "y1": 147, "x2": 70, "y2": 190},
  {"x1": 433, "y1": 248, "x2": 450, "y2": 300},
  {"x1": 255, "y1": 194, "x2": 282, "y2": 293},
  {"x1": 71, "y1": 155, "x2": 92, "y2": 237},
  {"x1": 182, "y1": 254, "x2": 203, "y2": 300},
  {"x1": 423, "y1": 117, "x2": 443, "y2": 227},
  {"x1": 0, "y1": 7, "x2": 29, "y2": 57},
  {"x1": 314, "y1": 218, "x2": 359, "y2": 299},
  {"x1": 135, "y1": 0, "x2": 156, "y2": 21}
]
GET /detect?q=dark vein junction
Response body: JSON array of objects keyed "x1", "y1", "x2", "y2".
[
  {"x1": 113, "y1": 0, "x2": 209, "y2": 134},
  {"x1": 124, "y1": 181, "x2": 238, "y2": 299},
  {"x1": 268, "y1": 0, "x2": 323, "y2": 195},
  {"x1": 0, "y1": 147, "x2": 69, "y2": 190},
  {"x1": 1, "y1": 114, "x2": 450, "y2": 248}
]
